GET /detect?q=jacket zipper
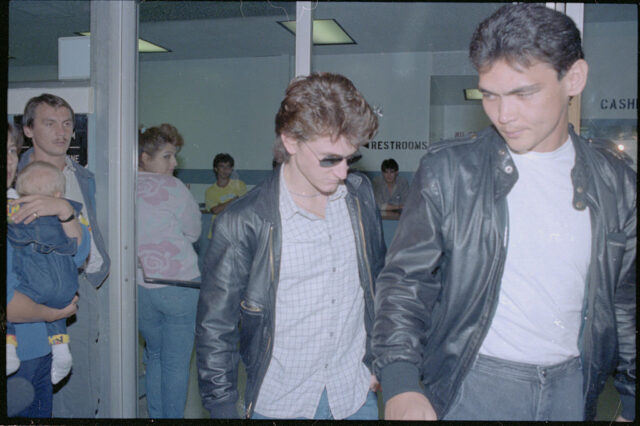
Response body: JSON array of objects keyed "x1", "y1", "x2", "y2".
[
  {"x1": 355, "y1": 199, "x2": 375, "y2": 301},
  {"x1": 245, "y1": 224, "x2": 275, "y2": 419}
]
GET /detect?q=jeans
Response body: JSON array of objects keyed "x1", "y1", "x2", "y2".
[
  {"x1": 53, "y1": 275, "x2": 102, "y2": 418},
  {"x1": 252, "y1": 389, "x2": 379, "y2": 420},
  {"x1": 138, "y1": 284, "x2": 199, "y2": 418},
  {"x1": 443, "y1": 354, "x2": 583, "y2": 421},
  {"x1": 10, "y1": 353, "x2": 52, "y2": 418}
]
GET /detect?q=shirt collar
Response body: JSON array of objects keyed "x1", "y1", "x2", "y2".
[{"x1": 278, "y1": 167, "x2": 347, "y2": 220}]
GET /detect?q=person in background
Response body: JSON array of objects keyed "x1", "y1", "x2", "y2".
[
  {"x1": 204, "y1": 153, "x2": 247, "y2": 239},
  {"x1": 371, "y1": 158, "x2": 409, "y2": 214},
  {"x1": 6, "y1": 122, "x2": 87, "y2": 417},
  {"x1": 17, "y1": 94, "x2": 110, "y2": 418},
  {"x1": 8, "y1": 161, "x2": 86, "y2": 387},
  {"x1": 136, "y1": 123, "x2": 202, "y2": 418},
  {"x1": 373, "y1": 4, "x2": 635, "y2": 422},
  {"x1": 196, "y1": 72, "x2": 386, "y2": 420}
]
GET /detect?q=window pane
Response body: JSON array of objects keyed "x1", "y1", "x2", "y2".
[
  {"x1": 581, "y1": 4, "x2": 637, "y2": 168},
  {"x1": 136, "y1": 1, "x2": 295, "y2": 418}
]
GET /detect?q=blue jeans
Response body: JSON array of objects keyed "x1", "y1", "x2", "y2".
[
  {"x1": 443, "y1": 354, "x2": 583, "y2": 421},
  {"x1": 10, "y1": 353, "x2": 52, "y2": 418},
  {"x1": 138, "y1": 284, "x2": 199, "y2": 418},
  {"x1": 252, "y1": 389, "x2": 379, "y2": 420}
]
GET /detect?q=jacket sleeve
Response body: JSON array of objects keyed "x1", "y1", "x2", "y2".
[
  {"x1": 372, "y1": 155, "x2": 447, "y2": 403},
  {"x1": 613, "y1": 168, "x2": 636, "y2": 421},
  {"x1": 195, "y1": 212, "x2": 252, "y2": 418}
]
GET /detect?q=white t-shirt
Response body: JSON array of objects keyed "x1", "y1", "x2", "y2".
[{"x1": 479, "y1": 138, "x2": 591, "y2": 365}]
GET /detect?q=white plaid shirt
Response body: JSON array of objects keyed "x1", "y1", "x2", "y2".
[{"x1": 253, "y1": 169, "x2": 370, "y2": 419}]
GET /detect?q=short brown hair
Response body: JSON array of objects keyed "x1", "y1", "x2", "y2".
[
  {"x1": 23, "y1": 93, "x2": 75, "y2": 128},
  {"x1": 139, "y1": 123, "x2": 184, "y2": 162},
  {"x1": 274, "y1": 72, "x2": 378, "y2": 163}
]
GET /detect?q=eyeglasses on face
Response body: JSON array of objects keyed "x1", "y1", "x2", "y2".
[{"x1": 302, "y1": 142, "x2": 362, "y2": 168}]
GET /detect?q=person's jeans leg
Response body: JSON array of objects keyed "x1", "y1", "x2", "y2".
[
  {"x1": 345, "y1": 390, "x2": 379, "y2": 420},
  {"x1": 13, "y1": 353, "x2": 53, "y2": 418},
  {"x1": 157, "y1": 286, "x2": 199, "y2": 418},
  {"x1": 138, "y1": 285, "x2": 165, "y2": 418},
  {"x1": 52, "y1": 275, "x2": 100, "y2": 418},
  {"x1": 537, "y1": 357, "x2": 583, "y2": 421},
  {"x1": 443, "y1": 355, "x2": 537, "y2": 421},
  {"x1": 444, "y1": 355, "x2": 583, "y2": 421}
]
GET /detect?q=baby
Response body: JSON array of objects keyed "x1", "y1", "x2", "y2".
[{"x1": 7, "y1": 161, "x2": 83, "y2": 384}]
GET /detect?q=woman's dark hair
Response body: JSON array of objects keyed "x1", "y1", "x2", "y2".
[
  {"x1": 8, "y1": 121, "x2": 24, "y2": 152},
  {"x1": 139, "y1": 123, "x2": 184, "y2": 161},
  {"x1": 469, "y1": 4, "x2": 584, "y2": 79}
]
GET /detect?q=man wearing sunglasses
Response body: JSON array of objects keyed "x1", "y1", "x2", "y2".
[{"x1": 196, "y1": 72, "x2": 386, "y2": 420}]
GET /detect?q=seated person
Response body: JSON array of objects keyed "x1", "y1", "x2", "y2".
[
  {"x1": 7, "y1": 161, "x2": 86, "y2": 385},
  {"x1": 204, "y1": 153, "x2": 247, "y2": 238},
  {"x1": 372, "y1": 158, "x2": 409, "y2": 212}
]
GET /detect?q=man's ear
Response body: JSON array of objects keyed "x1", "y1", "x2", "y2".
[
  {"x1": 563, "y1": 59, "x2": 588, "y2": 97},
  {"x1": 23, "y1": 126, "x2": 33, "y2": 138},
  {"x1": 281, "y1": 134, "x2": 299, "y2": 156}
]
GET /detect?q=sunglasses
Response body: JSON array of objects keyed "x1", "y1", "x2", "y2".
[{"x1": 302, "y1": 143, "x2": 362, "y2": 168}]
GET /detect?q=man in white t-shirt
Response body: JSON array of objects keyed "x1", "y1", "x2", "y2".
[{"x1": 373, "y1": 4, "x2": 635, "y2": 422}]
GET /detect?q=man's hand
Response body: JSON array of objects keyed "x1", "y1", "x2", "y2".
[
  {"x1": 48, "y1": 295, "x2": 79, "y2": 322},
  {"x1": 385, "y1": 391, "x2": 437, "y2": 420},
  {"x1": 9, "y1": 195, "x2": 74, "y2": 224},
  {"x1": 616, "y1": 415, "x2": 631, "y2": 422},
  {"x1": 370, "y1": 374, "x2": 381, "y2": 392}
]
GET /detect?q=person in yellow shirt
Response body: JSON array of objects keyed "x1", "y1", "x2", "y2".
[{"x1": 204, "y1": 153, "x2": 247, "y2": 238}]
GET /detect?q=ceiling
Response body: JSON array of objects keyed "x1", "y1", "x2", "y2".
[{"x1": 8, "y1": 1, "x2": 638, "y2": 67}]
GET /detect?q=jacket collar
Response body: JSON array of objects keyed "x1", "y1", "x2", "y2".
[{"x1": 487, "y1": 124, "x2": 591, "y2": 208}]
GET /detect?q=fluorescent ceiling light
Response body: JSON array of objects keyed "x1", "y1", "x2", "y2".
[
  {"x1": 77, "y1": 32, "x2": 170, "y2": 53},
  {"x1": 278, "y1": 19, "x2": 355, "y2": 45},
  {"x1": 464, "y1": 88, "x2": 483, "y2": 101}
]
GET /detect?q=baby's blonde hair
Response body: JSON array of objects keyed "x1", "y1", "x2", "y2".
[{"x1": 16, "y1": 161, "x2": 66, "y2": 197}]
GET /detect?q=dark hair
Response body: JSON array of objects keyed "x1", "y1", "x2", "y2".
[
  {"x1": 274, "y1": 72, "x2": 378, "y2": 163},
  {"x1": 7, "y1": 122, "x2": 24, "y2": 152},
  {"x1": 380, "y1": 158, "x2": 399, "y2": 172},
  {"x1": 469, "y1": 4, "x2": 584, "y2": 79},
  {"x1": 139, "y1": 123, "x2": 184, "y2": 161},
  {"x1": 23, "y1": 93, "x2": 75, "y2": 128},
  {"x1": 213, "y1": 153, "x2": 234, "y2": 170}
]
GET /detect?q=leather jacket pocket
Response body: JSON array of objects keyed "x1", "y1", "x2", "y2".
[
  {"x1": 605, "y1": 232, "x2": 625, "y2": 274},
  {"x1": 239, "y1": 300, "x2": 266, "y2": 378}
]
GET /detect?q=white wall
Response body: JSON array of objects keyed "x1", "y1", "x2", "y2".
[{"x1": 139, "y1": 55, "x2": 292, "y2": 171}]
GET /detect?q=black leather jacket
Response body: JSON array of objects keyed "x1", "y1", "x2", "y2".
[
  {"x1": 196, "y1": 167, "x2": 386, "y2": 418},
  {"x1": 373, "y1": 125, "x2": 636, "y2": 420}
]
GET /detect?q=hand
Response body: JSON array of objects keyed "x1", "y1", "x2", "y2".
[
  {"x1": 48, "y1": 295, "x2": 79, "y2": 322},
  {"x1": 9, "y1": 195, "x2": 74, "y2": 224},
  {"x1": 616, "y1": 415, "x2": 631, "y2": 422},
  {"x1": 385, "y1": 391, "x2": 437, "y2": 420},
  {"x1": 370, "y1": 374, "x2": 381, "y2": 392}
]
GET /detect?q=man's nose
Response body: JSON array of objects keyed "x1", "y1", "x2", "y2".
[
  {"x1": 497, "y1": 98, "x2": 516, "y2": 124},
  {"x1": 334, "y1": 159, "x2": 349, "y2": 180}
]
